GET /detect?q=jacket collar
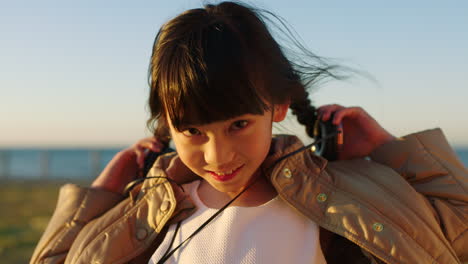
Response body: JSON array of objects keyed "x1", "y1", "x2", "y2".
[
  {"x1": 266, "y1": 134, "x2": 329, "y2": 220},
  {"x1": 263, "y1": 134, "x2": 328, "y2": 180}
]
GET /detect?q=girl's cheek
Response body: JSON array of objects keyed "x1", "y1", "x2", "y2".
[
  {"x1": 239, "y1": 132, "x2": 270, "y2": 153},
  {"x1": 176, "y1": 141, "x2": 204, "y2": 168}
]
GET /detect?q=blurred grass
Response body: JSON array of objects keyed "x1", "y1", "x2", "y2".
[{"x1": 0, "y1": 179, "x2": 89, "y2": 264}]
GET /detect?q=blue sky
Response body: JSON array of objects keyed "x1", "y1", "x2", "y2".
[{"x1": 1, "y1": 0, "x2": 467, "y2": 147}]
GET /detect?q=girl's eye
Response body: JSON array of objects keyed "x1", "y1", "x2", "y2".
[
  {"x1": 231, "y1": 120, "x2": 248, "y2": 130},
  {"x1": 182, "y1": 128, "x2": 201, "y2": 136}
]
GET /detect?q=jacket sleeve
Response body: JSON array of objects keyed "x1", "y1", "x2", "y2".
[
  {"x1": 369, "y1": 128, "x2": 468, "y2": 262},
  {"x1": 30, "y1": 184, "x2": 123, "y2": 264}
]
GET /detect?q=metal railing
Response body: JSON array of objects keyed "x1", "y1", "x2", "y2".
[{"x1": 0, "y1": 149, "x2": 117, "y2": 180}]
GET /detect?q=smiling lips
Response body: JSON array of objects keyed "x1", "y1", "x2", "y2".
[{"x1": 208, "y1": 165, "x2": 244, "y2": 182}]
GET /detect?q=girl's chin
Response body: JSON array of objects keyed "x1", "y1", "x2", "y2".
[
  {"x1": 210, "y1": 177, "x2": 257, "y2": 195},
  {"x1": 201, "y1": 177, "x2": 243, "y2": 193}
]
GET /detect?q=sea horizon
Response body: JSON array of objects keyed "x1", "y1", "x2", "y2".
[{"x1": 0, "y1": 146, "x2": 467, "y2": 180}]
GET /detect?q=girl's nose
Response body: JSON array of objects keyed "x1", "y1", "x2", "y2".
[{"x1": 204, "y1": 137, "x2": 235, "y2": 167}]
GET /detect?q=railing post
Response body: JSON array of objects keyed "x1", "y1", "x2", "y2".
[
  {"x1": 40, "y1": 150, "x2": 50, "y2": 179},
  {"x1": 90, "y1": 150, "x2": 101, "y2": 178},
  {"x1": 0, "y1": 150, "x2": 10, "y2": 179}
]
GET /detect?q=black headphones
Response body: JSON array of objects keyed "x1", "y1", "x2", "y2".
[{"x1": 311, "y1": 114, "x2": 343, "y2": 161}]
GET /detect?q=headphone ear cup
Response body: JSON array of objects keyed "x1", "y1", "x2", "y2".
[
  {"x1": 143, "y1": 147, "x2": 175, "y2": 177},
  {"x1": 312, "y1": 116, "x2": 339, "y2": 161}
]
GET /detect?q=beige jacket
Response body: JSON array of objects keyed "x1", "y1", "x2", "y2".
[{"x1": 31, "y1": 129, "x2": 468, "y2": 264}]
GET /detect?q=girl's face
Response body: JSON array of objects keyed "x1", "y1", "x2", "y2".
[{"x1": 167, "y1": 104, "x2": 288, "y2": 194}]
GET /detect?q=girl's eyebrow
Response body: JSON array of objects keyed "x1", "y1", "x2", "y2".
[
  {"x1": 229, "y1": 115, "x2": 249, "y2": 121},
  {"x1": 177, "y1": 113, "x2": 258, "y2": 130},
  {"x1": 230, "y1": 113, "x2": 259, "y2": 119},
  {"x1": 224, "y1": 115, "x2": 254, "y2": 123},
  {"x1": 178, "y1": 124, "x2": 200, "y2": 131}
]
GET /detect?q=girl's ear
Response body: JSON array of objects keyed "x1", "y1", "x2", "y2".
[{"x1": 273, "y1": 103, "x2": 289, "y2": 122}]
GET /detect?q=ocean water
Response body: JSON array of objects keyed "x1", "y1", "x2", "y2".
[
  {"x1": 0, "y1": 147, "x2": 467, "y2": 180},
  {"x1": 455, "y1": 148, "x2": 468, "y2": 167},
  {"x1": 0, "y1": 148, "x2": 121, "y2": 179}
]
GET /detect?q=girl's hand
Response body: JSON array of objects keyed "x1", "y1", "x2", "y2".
[
  {"x1": 91, "y1": 137, "x2": 163, "y2": 194},
  {"x1": 317, "y1": 104, "x2": 396, "y2": 160}
]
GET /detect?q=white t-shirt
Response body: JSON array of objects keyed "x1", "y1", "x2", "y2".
[{"x1": 149, "y1": 180, "x2": 326, "y2": 264}]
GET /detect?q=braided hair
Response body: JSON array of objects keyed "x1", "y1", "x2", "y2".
[{"x1": 290, "y1": 96, "x2": 317, "y2": 138}]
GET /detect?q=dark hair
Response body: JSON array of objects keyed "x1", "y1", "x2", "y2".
[{"x1": 148, "y1": 1, "x2": 343, "y2": 146}]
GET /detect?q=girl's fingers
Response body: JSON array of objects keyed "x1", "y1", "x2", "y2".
[
  {"x1": 140, "y1": 141, "x2": 162, "y2": 153},
  {"x1": 134, "y1": 146, "x2": 145, "y2": 169},
  {"x1": 331, "y1": 106, "x2": 363, "y2": 125},
  {"x1": 132, "y1": 137, "x2": 165, "y2": 169},
  {"x1": 136, "y1": 137, "x2": 163, "y2": 152},
  {"x1": 317, "y1": 104, "x2": 345, "y2": 121},
  {"x1": 317, "y1": 105, "x2": 368, "y2": 126}
]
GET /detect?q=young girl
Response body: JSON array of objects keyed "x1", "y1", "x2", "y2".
[{"x1": 31, "y1": 2, "x2": 467, "y2": 264}]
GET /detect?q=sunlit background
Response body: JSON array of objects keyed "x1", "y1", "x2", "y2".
[
  {"x1": 1, "y1": 0, "x2": 468, "y2": 181},
  {"x1": 1, "y1": 0, "x2": 467, "y2": 148}
]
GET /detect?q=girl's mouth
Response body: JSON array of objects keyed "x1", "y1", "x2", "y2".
[{"x1": 208, "y1": 165, "x2": 244, "y2": 182}]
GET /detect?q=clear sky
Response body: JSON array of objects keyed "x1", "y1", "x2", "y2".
[{"x1": 1, "y1": 0, "x2": 467, "y2": 147}]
